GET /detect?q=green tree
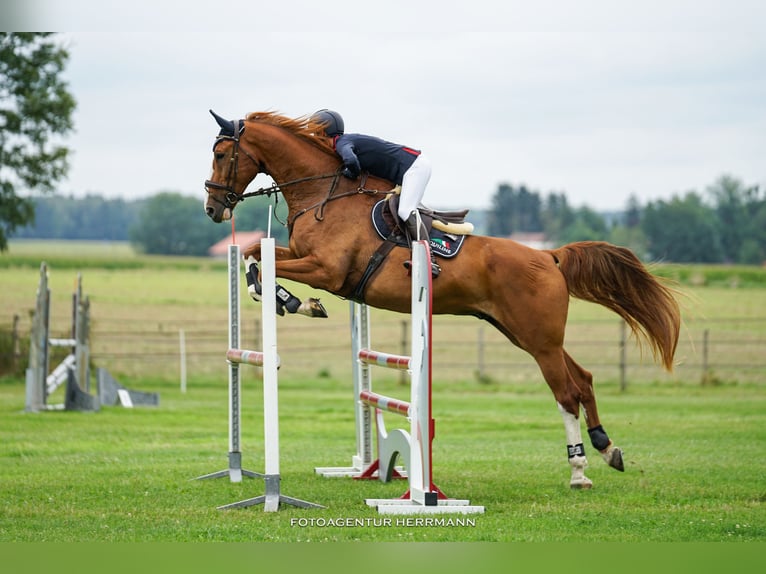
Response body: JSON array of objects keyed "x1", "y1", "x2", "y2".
[
  {"x1": 752, "y1": 197, "x2": 766, "y2": 260},
  {"x1": 540, "y1": 192, "x2": 575, "y2": 243},
  {"x1": 487, "y1": 183, "x2": 543, "y2": 237},
  {"x1": 0, "y1": 33, "x2": 75, "y2": 250},
  {"x1": 624, "y1": 194, "x2": 642, "y2": 228},
  {"x1": 558, "y1": 206, "x2": 609, "y2": 243},
  {"x1": 642, "y1": 192, "x2": 723, "y2": 262},
  {"x1": 130, "y1": 192, "x2": 229, "y2": 255},
  {"x1": 13, "y1": 194, "x2": 143, "y2": 240},
  {"x1": 231, "y1": 196, "x2": 290, "y2": 245},
  {"x1": 607, "y1": 195, "x2": 648, "y2": 258},
  {"x1": 487, "y1": 183, "x2": 515, "y2": 236},
  {"x1": 706, "y1": 175, "x2": 765, "y2": 264},
  {"x1": 707, "y1": 175, "x2": 748, "y2": 263}
]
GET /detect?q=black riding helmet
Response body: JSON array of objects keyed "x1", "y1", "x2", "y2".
[{"x1": 312, "y1": 109, "x2": 345, "y2": 137}]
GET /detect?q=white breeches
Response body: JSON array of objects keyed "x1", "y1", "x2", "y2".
[{"x1": 397, "y1": 154, "x2": 432, "y2": 221}]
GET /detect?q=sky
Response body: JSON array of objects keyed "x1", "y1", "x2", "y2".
[{"x1": 7, "y1": 0, "x2": 766, "y2": 211}]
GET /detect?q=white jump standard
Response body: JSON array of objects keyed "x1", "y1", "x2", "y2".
[
  {"x1": 193, "y1": 243, "x2": 260, "y2": 484},
  {"x1": 213, "y1": 239, "x2": 323, "y2": 512},
  {"x1": 317, "y1": 240, "x2": 484, "y2": 515}
]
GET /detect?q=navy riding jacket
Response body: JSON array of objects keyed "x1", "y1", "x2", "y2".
[{"x1": 333, "y1": 134, "x2": 421, "y2": 184}]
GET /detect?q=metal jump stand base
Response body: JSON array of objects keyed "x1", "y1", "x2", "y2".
[
  {"x1": 218, "y1": 474, "x2": 325, "y2": 512},
  {"x1": 193, "y1": 451, "x2": 261, "y2": 483}
]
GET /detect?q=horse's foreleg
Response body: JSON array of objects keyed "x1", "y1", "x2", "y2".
[
  {"x1": 563, "y1": 352, "x2": 624, "y2": 472},
  {"x1": 243, "y1": 255, "x2": 327, "y2": 318}
]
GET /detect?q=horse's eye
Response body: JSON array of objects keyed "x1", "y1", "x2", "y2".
[{"x1": 215, "y1": 152, "x2": 225, "y2": 161}]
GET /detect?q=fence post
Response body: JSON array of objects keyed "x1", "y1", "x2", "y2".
[
  {"x1": 619, "y1": 320, "x2": 627, "y2": 392},
  {"x1": 477, "y1": 326, "x2": 485, "y2": 382},
  {"x1": 179, "y1": 328, "x2": 187, "y2": 393},
  {"x1": 12, "y1": 314, "x2": 20, "y2": 371},
  {"x1": 702, "y1": 329, "x2": 710, "y2": 383}
]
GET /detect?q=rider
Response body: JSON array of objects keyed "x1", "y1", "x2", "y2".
[{"x1": 311, "y1": 109, "x2": 441, "y2": 278}]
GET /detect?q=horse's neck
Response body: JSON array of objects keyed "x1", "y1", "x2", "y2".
[{"x1": 250, "y1": 126, "x2": 339, "y2": 211}]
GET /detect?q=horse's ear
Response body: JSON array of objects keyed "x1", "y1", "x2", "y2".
[{"x1": 210, "y1": 109, "x2": 235, "y2": 136}]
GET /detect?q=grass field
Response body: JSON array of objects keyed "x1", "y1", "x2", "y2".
[
  {"x1": 3, "y1": 241, "x2": 765, "y2": 386},
  {"x1": 1, "y1": 240, "x2": 765, "y2": 546},
  {"x1": 1, "y1": 376, "x2": 765, "y2": 542}
]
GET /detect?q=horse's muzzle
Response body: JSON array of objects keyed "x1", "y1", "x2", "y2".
[
  {"x1": 205, "y1": 201, "x2": 232, "y2": 223},
  {"x1": 205, "y1": 204, "x2": 219, "y2": 221}
]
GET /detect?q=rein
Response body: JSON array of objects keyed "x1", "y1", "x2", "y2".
[{"x1": 286, "y1": 174, "x2": 390, "y2": 231}]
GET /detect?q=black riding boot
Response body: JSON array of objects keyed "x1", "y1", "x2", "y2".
[{"x1": 403, "y1": 213, "x2": 441, "y2": 278}]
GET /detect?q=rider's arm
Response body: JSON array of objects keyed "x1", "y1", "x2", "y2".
[{"x1": 335, "y1": 137, "x2": 361, "y2": 178}]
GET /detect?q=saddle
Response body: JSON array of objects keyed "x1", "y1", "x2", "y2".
[
  {"x1": 351, "y1": 193, "x2": 473, "y2": 303},
  {"x1": 371, "y1": 193, "x2": 472, "y2": 259}
]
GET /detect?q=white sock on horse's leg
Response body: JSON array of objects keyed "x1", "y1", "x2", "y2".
[{"x1": 557, "y1": 402, "x2": 593, "y2": 489}]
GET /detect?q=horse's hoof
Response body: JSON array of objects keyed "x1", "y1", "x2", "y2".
[
  {"x1": 298, "y1": 298, "x2": 328, "y2": 318},
  {"x1": 570, "y1": 477, "x2": 593, "y2": 490},
  {"x1": 602, "y1": 446, "x2": 625, "y2": 472}
]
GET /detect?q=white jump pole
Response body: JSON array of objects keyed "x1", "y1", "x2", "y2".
[
  {"x1": 218, "y1": 237, "x2": 323, "y2": 512},
  {"x1": 193, "y1": 242, "x2": 260, "y2": 483},
  {"x1": 362, "y1": 241, "x2": 482, "y2": 514},
  {"x1": 318, "y1": 239, "x2": 484, "y2": 514}
]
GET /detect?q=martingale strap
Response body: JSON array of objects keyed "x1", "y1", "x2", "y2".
[{"x1": 349, "y1": 236, "x2": 397, "y2": 303}]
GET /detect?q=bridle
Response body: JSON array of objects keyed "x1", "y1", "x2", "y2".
[
  {"x1": 204, "y1": 120, "x2": 388, "y2": 228},
  {"x1": 204, "y1": 119, "x2": 262, "y2": 211},
  {"x1": 204, "y1": 119, "x2": 342, "y2": 213}
]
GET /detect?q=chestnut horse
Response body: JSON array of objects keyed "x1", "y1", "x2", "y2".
[{"x1": 204, "y1": 110, "x2": 681, "y2": 489}]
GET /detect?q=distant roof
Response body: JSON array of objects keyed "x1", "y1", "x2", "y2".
[{"x1": 208, "y1": 231, "x2": 266, "y2": 257}]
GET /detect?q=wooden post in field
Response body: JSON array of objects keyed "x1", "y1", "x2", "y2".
[
  {"x1": 619, "y1": 320, "x2": 627, "y2": 392},
  {"x1": 12, "y1": 314, "x2": 20, "y2": 370},
  {"x1": 477, "y1": 326, "x2": 485, "y2": 382},
  {"x1": 702, "y1": 329, "x2": 710, "y2": 384},
  {"x1": 179, "y1": 328, "x2": 187, "y2": 393}
]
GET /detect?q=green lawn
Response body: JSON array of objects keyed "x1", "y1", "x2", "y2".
[
  {"x1": 1, "y1": 240, "x2": 765, "y2": 548},
  {"x1": 1, "y1": 375, "x2": 764, "y2": 543}
]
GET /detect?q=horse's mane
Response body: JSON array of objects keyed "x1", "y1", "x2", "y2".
[{"x1": 245, "y1": 111, "x2": 337, "y2": 156}]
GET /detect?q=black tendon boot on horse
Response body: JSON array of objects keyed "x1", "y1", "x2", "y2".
[{"x1": 403, "y1": 213, "x2": 441, "y2": 278}]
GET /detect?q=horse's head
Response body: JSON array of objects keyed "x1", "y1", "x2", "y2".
[{"x1": 204, "y1": 110, "x2": 261, "y2": 222}]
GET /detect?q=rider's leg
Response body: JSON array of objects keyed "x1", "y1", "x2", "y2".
[{"x1": 398, "y1": 155, "x2": 440, "y2": 277}]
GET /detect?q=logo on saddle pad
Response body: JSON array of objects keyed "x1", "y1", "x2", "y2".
[{"x1": 370, "y1": 200, "x2": 466, "y2": 259}]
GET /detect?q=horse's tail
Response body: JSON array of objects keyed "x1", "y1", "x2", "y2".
[{"x1": 547, "y1": 241, "x2": 681, "y2": 371}]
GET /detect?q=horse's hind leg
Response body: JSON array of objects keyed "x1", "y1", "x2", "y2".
[
  {"x1": 534, "y1": 349, "x2": 593, "y2": 489},
  {"x1": 563, "y1": 352, "x2": 624, "y2": 472},
  {"x1": 556, "y1": 402, "x2": 593, "y2": 489}
]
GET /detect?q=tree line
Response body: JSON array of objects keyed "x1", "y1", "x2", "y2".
[
  {"x1": 11, "y1": 192, "x2": 290, "y2": 255},
  {"x1": 487, "y1": 174, "x2": 765, "y2": 264},
  {"x1": 10, "y1": 172, "x2": 764, "y2": 264}
]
